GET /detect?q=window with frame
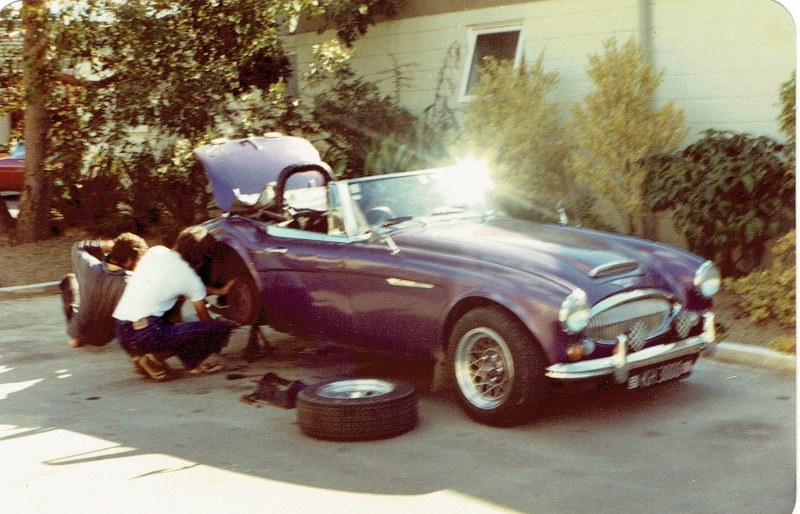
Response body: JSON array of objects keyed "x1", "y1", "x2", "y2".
[{"x1": 460, "y1": 26, "x2": 523, "y2": 100}]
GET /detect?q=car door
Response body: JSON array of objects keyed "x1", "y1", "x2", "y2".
[
  {"x1": 254, "y1": 225, "x2": 356, "y2": 343},
  {"x1": 254, "y1": 222, "x2": 454, "y2": 357},
  {"x1": 338, "y1": 242, "x2": 453, "y2": 357}
]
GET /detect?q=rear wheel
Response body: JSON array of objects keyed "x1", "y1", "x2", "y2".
[
  {"x1": 224, "y1": 269, "x2": 260, "y2": 325},
  {"x1": 446, "y1": 306, "x2": 547, "y2": 426}
]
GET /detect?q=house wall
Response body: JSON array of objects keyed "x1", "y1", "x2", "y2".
[
  {"x1": 286, "y1": 0, "x2": 795, "y2": 143},
  {"x1": 0, "y1": 114, "x2": 9, "y2": 146}
]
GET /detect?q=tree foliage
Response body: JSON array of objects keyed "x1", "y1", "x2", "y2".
[
  {"x1": 310, "y1": 62, "x2": 415, "y2": 177},
  {"x1": 567, "y1": 38, "x2": 686, "y2": 235},
  {"x1": 778, "y1": 71, "x2": 795, "y2": 146},
  {"x1": 0, "y1": 0, "x2": 400, "y2": 240}
]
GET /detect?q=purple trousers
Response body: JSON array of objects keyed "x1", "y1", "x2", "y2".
[{"x1": 116, "y1": 316, "x2": 232, "y2": 371}]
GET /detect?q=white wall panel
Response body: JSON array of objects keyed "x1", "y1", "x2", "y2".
[{"x1": 285, "y1": 0, "x2": 796, "y2": 143}]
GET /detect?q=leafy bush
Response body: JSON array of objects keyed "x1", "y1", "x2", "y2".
[
  {"x1": 567, "y1": 38, "x2": 686, "y2": 236},
  {"x1": 462, "y1": 54, "x2": 576, "y2": 222},
  {"x1": 724, "y1": 231, "x2": 795, "y2": 329},
  {"x1": 311, "y1": 63, "x2": 415, "y2": 177},
  {"x1": 364, "y1": 117, "x2": 454, "y2": 174},
  {"x1": 768, "y1": 336, "x2": 795, "y2": 354},
  {"x1": 778, "y1": 71, "x2": 795, "y2": 146},
  {"x1": 643, "y1": 130, "x2": 794, "y2": 276}
]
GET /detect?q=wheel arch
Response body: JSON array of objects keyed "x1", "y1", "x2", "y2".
[
  {"x1": 207, "y1": 229, "x2": 262, "y2": 291},
  {"x1": 204, "y1": 227, "x2": 266, "y2": 326},
  {"x1": 441, "y1": 295, "x2": 553, "y2": 366}
]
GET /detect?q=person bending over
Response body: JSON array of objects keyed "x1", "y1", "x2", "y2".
[
  {"x1": 60, "y1": 233, "x2": 149, "y2": 348},
  {"x1": 113, "y1": 226, "x2": 235, "y2": 381}
]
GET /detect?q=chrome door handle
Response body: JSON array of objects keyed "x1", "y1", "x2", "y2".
[{"x1": 267, "y1": 247, "x2": 288, "y2": 254}]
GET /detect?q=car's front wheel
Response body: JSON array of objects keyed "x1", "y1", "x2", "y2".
[{"x1": 447, "y1": 306, "x2": 547, "y2": 426}]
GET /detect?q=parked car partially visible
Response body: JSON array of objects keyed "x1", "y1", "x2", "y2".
[
  {"x1": 0, "y1": 142, "x2": 24, "y2": 192},
  {"x1": 195, "y1": 135, "x2": 720, "y2": 427}
]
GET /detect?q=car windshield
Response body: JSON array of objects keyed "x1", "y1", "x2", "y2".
[{"x1": 347, "y1": 167, "x2": 495, "y2": 227}]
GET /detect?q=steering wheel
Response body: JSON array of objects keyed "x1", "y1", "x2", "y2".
[{"x1": 364, "y1": 206, "x2": 395, "y2": 225}]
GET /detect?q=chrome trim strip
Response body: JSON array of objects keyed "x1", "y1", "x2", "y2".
[
  {"x1": 589, "y1": 289, "x2": 670, "y2": 316},
  {"x1": 266, "y1": 224, "x2": 348, "y2": 242},
  {"x1": 546, "y1": 313, "x2": 715, "y2": 381},
  {"x1": 386, "y1": 278, "x2": 434, "y2": 289}
]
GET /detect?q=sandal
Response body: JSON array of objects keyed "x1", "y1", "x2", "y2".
[
  {"x1": 135, "y1": 353, "x2": 177, "y2": 382},
  {"x1": 188, "y1": 361, "x2": 224, "y2": 375}
]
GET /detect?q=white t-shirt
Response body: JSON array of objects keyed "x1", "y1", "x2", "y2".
[{"x1": 113, "y1": 246, "x2": 206, "y2": 321}]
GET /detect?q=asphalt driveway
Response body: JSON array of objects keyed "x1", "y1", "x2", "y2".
[{"x1": 0, "y1": 293, "x2": 796, "y2": 514}]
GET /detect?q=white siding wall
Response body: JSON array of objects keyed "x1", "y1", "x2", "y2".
[
  {"x1": 652, "y1": 0, "x2": 795, "y2": 140},
  {"x1": 285, "y1": 0, "x2": 795, "y2": 144}
]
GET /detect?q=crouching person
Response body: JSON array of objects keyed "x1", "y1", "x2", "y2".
[
  {"x1": 60, "y1": 233, "x2": 149, "y2": 348},
  {"x1": 113, "y1": 226, "x2": 235, "y2": 382}
]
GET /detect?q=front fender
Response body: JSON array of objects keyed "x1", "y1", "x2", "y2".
[
  {"x1": 204, "y1": 219, "x2": 263, "y2": 294},
  {"x1": 442, "y1": 273, "x2": 573, "y2": 366}
]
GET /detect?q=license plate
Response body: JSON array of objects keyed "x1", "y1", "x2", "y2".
[{"x1": 627, "y1": 359, "x2": 695, "y2": 390}]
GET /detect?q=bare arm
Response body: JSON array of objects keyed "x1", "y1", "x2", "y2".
[
  {"x1": 206, "y1": 279, "x2": 236, "y2": 297},
  {"x1": 193, "y1": 299, "x2": 213, "y2": 321}
]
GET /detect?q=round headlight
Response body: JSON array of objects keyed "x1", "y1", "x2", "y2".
[
  {"x1": 693, "y1": 260, "x2": 721, "y2": 298},
  {"x1": 559, "y1": 289, "x2": 591, "y2": 334}
]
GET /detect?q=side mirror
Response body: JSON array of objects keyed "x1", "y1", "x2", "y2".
[{"x1": 556, "y1": 200, "x2": 569, "y2": 225}]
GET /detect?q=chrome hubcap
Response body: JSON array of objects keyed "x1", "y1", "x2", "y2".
[
  {"x1": 454, "y1": 328, "x2": 514, "y2": 409},
  {"x1": 316, "y1": 379, "x2": 395, "y2": 399}
]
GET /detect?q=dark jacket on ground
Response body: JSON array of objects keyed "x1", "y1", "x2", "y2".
[{"x1": 65, "y1": 240, "x2": 131, "y2": 346}]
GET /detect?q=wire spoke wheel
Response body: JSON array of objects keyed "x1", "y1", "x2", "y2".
[
  {"x1": 447, "y1": 307, "x2": 546, "y2": 426},
  {"x1": 457, "y1": 328, "x2": 514, "y2": 410}
]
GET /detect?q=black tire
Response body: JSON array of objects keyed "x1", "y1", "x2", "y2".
[
  {"x1": 446, "y1": 306, "x2": 547, "y2": 427},
  {"x1": 202, "y1": 243, "x2": 262, "y2": 326},
  {"x1": 224, "y1": 270, "x2": 260, "y2": 326},
  {"x1": 296, "y1": 379, "x2": 418, "y2": 441}
]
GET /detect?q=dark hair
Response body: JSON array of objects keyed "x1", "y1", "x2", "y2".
[
  {"x1": 174, "y1": 226, "x2": 214, "y2": 270},
  {"x1": 108, "y1": 233, "x2": 148, "y2": 267}
]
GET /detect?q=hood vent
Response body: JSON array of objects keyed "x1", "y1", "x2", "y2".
[{"x1": 588, "y1": 259, "x2": 639, "y2": 278}]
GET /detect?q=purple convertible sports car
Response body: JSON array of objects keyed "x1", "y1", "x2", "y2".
[{"x1": 195, "y1": 134, "x2": 720, "y2": 426}]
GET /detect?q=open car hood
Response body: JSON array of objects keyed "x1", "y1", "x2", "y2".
[{"x1": 194, "y1": 134, "x2": 325, "y2": 212}]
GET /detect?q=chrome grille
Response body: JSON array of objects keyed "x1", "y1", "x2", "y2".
[{"x1": 586, "y1": 295, "x2": 672, "y2": 347}]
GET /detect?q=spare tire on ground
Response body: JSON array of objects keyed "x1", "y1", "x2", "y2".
[{"x1": 296, "y1": 379, "x2": 418, "y2": 441}]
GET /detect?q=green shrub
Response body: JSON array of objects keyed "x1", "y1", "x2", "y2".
[
  {"x1": 364, "y1": 114, "x2": 455, "y2": 175},
  {"x1": 778, "y1": 71, "x2": 795, "y2": 146},
  {"x1": 311, "y1": 63, "x2": 415, "y2": 177},
  {"x1": 462, "y1": 54, "x2": 575, "y2": 222},
  {"x1": 644, "y1": 130, "x2": 794, "y2": 276},
  {"x1": 769, "y1": 336, "x2": 795, "y2": 354},
  {"x1": 724, "y1": 230, "x2": 795, "y2": 329},
  {"x1": 567, "y1": 38, "x2": 686, "y2": 236}
]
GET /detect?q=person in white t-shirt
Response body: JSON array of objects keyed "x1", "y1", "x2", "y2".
[{"x1": 113, "y1": 226, "x2": 235, "y2": 381}]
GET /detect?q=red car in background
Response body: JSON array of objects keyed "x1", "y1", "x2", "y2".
[{"x1": 0, "y1": 143, "x2": 24, "y2": 191}]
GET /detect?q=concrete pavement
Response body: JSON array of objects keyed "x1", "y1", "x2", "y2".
[{"x1": 0, "y1": 292, "x2": 795, "y2": 514}]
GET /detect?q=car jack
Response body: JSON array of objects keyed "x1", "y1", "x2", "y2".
[{"x1": 242, "y1": 325, "x2": 275, "y2": 361}]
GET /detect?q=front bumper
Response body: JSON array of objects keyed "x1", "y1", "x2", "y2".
[{"x1": 546, "y1": 312, "x2": 716, "y2": 382}]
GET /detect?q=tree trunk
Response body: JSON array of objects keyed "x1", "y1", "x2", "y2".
[
  {"x1": 16, "y1": 0, "x2": 51, "y2": 243},
  {"x1": 0, "y1": 196, "x2": 15, "y2": 231}
]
